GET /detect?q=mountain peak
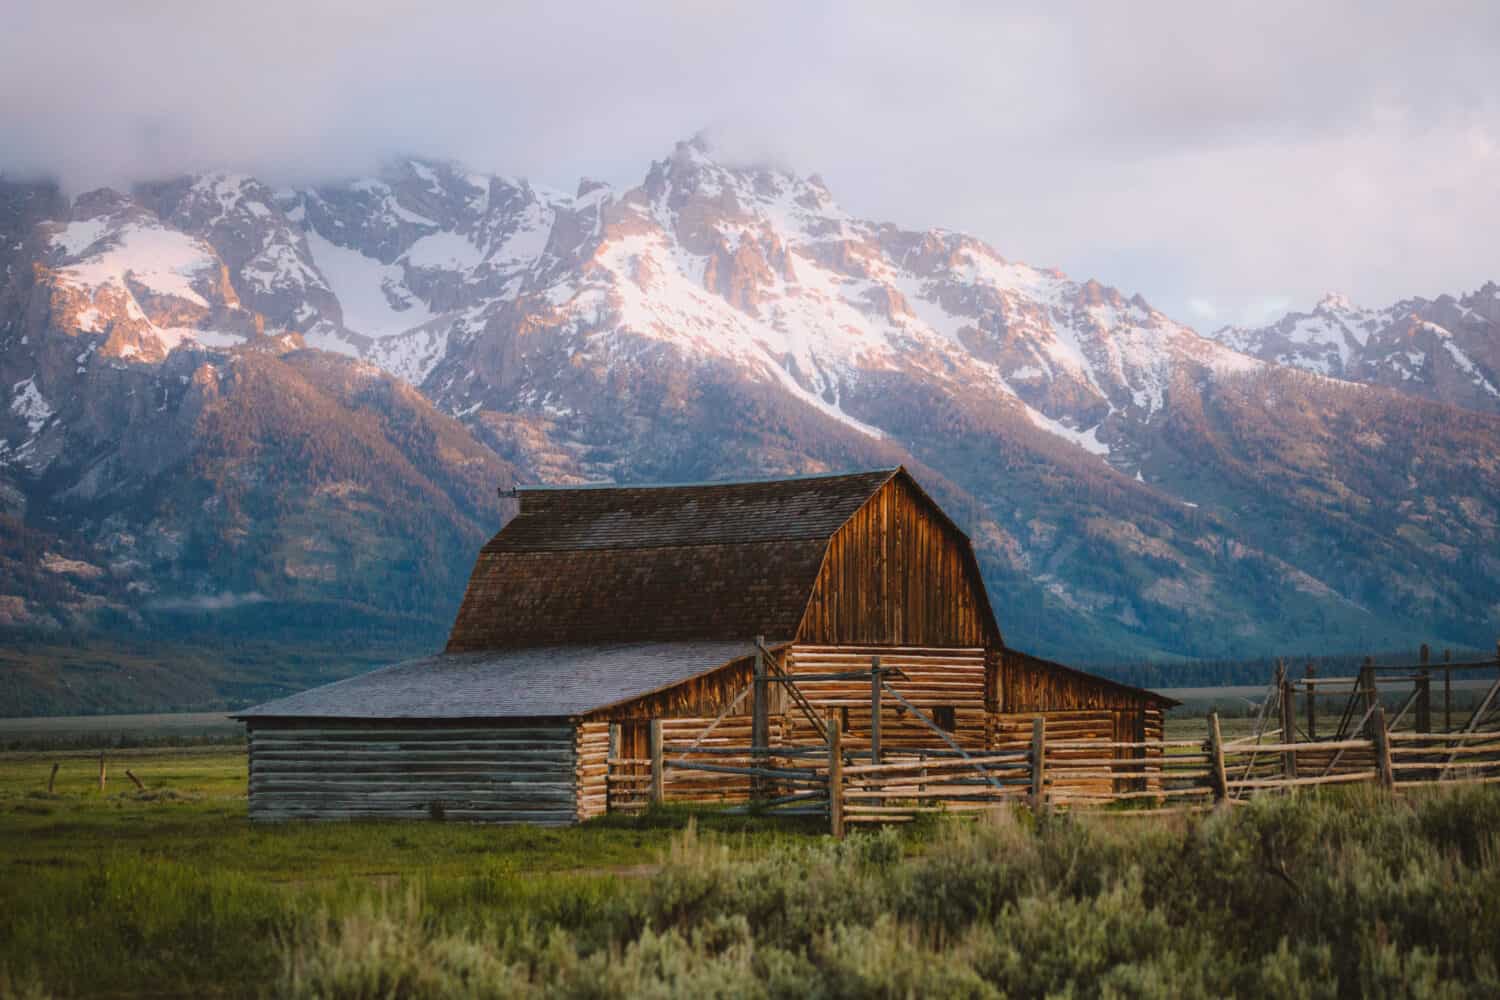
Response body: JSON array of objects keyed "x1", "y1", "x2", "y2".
[
  {"x1": 576, "y1": 177, "x2": 610, "y2": 199},
  {"x1": 1315, "y1": 291, "x2": 1357, "y2": 313}
]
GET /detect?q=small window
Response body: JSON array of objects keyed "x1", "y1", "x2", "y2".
[
  {"x1": 840, "y1": 706, "x2": 851, "y2": 733},
  {"x1": 934, "y1": 706, "x2": 957, "y2": 732}
]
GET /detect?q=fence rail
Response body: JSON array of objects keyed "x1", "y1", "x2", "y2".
[{"x1": 602, "y1": 701, "x2": 1500, "y2": 834}]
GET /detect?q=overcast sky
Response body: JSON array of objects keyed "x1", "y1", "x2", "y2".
[{"x1": 3, "y1": 1, "x2": 1496, "y2": 326}]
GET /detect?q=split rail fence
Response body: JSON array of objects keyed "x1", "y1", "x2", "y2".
[
  {"x1": 604, "y1": 706, "x2": 1500, "y2": 836},
  {"x1": 604, "y1": 644, "x2": 1500, "y2": 836}
]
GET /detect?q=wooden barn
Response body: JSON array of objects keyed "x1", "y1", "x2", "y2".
[{"x1": 236, "y1": 468, "x2": 1173, "y2": 823}]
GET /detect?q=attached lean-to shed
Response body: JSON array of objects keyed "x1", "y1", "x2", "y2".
[{"x1": 236, "y1": 467, "x2": 1174, "y2": 822}]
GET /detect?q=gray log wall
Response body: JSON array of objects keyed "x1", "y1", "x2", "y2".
[{"x1": 247, "y1": 721, "x2": 579, "y2": 823}]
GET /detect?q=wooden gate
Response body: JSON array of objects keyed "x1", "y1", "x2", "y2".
[{"x1": 606, "y1": 721, "x2": 653, "y2": 814}]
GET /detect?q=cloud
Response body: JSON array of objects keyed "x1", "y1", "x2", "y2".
[
  {"x1": 147, "y1": 592, "x2": 269, "y2": 613},
  {"x1": 1187, "y1": 299, "x2": 1219, "y2": 322},
  {"x1": 2, "y1": 1, "x2": 1497, "y2": 328}
]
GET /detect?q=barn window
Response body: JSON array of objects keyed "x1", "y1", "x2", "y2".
[
  {"x1": 840, "y1": 706, "x2": 851, "y2": 733},
  {"x1": 934, "y1": 706, "x2": 956, "y2": 731}
]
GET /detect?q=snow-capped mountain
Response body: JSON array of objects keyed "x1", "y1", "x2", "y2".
[
  {"x1": 2, "y1": 136, "x2": 1499, "y2": 675},
  {"x1": 21, "y1": 137, "x2": 1270, "y2": 471},
  {"x1": 418, "y1": 137, "x2": 1270, "y2": 482},
  {"x1": 1213, "y1": 286, "x2": 1500, "y2": 413}
]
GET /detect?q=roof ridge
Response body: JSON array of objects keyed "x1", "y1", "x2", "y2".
[{"x1": 510, "y1": 467, "x2": 900, "y2": 493}]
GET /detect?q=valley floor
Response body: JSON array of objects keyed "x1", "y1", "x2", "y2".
[{"x1": 2, "y1": 744, "x2": 1498, "y2": 997}]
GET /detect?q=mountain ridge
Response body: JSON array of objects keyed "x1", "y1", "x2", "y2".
[{"x1": 2, "y1": 137, "x2": 1497, "y2": 688}]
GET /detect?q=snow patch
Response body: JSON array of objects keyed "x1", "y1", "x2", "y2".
[
  {"x1": 389, "y1": 200, "x2": 438, "y2": 227},
  {"x1": 1442, "y1": 340, "x2": 1500, "y2": 397},
  {"x1": 60, "y1": 222, "x2": 217, "y2": 308},
  {"x1": 303, "y1": 325, "x2": 363, "y2": 358},
  {"x1": 191, "y1": 329, "x2": 247, "y2": 349},
  {"x1": 304, "y1": 227, "x2": 432, "y2": 338},
  {"x1": 366, "y1": 325, "x2": 451, "y2": 385},
  {"x1": 404, "y1": 231, "x2": 485, "y2": 271},
  {"x1": 10, "y1": 378, "x2": 53, "y2": 434},
  {"x1": 410, "y1": 160, "x2": 442, "y2": 193},
  {"x1": 52, "y1": 219, "x2": 110, "y2": 257},
  {"x1": 1023, "y1": 404, "x2": 1110, "y2": 456}
]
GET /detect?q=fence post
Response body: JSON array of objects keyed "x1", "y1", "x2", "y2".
[
  {"x1": 870, "y1": 655, "x2": 883, "y2": 767},
  {"x1": 1277, "y1": 660, "x2": 1297, "y2": 779},
  {"x1": 1208, "y1": 711, "x2": 1229, "y2": 805},
  {"x1": 1029, "y1": 716, "x2": 1047, "y2": 813},
  {"x1": 1416, "y1": 644, "x2": 1431, "y2": 734},
  {"x1": 827, "y1": 708, "x2": 844, "y2": 839},
  {"x1": 47, "y1": 762, "x2": 59, "y2": 794},
  {"x1": 752, "y1": 635, "x2": 768, "y2": 801},
  {"x1": 97, "y1": 752, "x2": 106, "y2": 793},
  {"x1": 1305, "y1": 661, "x2": 1317, "y2": 740},
  {"x1": 1444, "y1": 649, "x2": 1452, "y2": 732},
  {"x1": 1360, "y1": 657, "x2": 1377, "y2": 723},
  {"x1": 649, "y1": 719, "x2": 664, "y2": 807},
  {"x1": 1370, "y1": 706, "x2": 1395, "y2": 791}
]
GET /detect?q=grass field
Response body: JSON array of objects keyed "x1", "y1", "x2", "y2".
[{"x1": 3, "y1": 742, "x2": 1499, "y2": 998}]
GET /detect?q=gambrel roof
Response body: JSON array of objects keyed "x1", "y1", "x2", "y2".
[{"x1": 445, "y1": 468, "x2": 967, "y2": 650}]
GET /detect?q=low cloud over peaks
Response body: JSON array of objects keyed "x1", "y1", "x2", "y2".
[{"x1": 3, "y1": 1, "x2": 1497, "y2": 326}]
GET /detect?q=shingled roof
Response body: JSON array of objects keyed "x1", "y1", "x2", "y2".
[{"x1": 446, "y1": 469, "x2": 902, "y2": 651}]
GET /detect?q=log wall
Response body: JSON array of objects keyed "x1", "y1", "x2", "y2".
[
  {"x1": 575, "y1": 721, "x2": 609, "y2": 821},
  {"x1": 246, "y1": 721, "x2": 579, "y2": 824},
  {"x1": 781, "y1": 645, "x2": 989, "y2": 752},
  {"x1": 658, "y1": 716, "x2": 787, "y2": 802},
  {"x1": 987, "y1": 708, "x2": 1165, "y2": 795}
]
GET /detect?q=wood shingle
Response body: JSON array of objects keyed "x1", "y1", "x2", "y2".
[{"x1": 446, "y1": 469, "x2": 900, "y2": 651}]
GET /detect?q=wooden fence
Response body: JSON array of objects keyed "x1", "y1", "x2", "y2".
[{"x1": 607, "y1": 704, "x2": 1500, "y2": 836}]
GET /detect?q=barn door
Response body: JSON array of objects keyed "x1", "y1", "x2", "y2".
[{"x1": 607, "y1": 721, "x2": 652, "y2": 813}]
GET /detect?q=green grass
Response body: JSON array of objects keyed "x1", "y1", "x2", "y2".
[{"x1": 3, "y1": 747, "x2": 1499, "y2": 997}]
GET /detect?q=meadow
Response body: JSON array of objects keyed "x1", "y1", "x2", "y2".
[{"x1": 2, "y1": 740, "x2": 1499, "y2": 998}]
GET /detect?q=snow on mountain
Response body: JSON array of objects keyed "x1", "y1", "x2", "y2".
[
  {"x1": 58, "y1": 222, "x2": 217, "y2": 310},
  {"x1": 3, "y1": 143, "x2": 1500, "y2": 661},
  {"x1": 8, "y1": 139, "x2": 1283, "y2": 470},
  {"x1": 302, "y1": 226, "x2": 433, "y2": 342},
  {"x1": 387, "y1": 137, "x2": 1266, "y2": 471},
  {"x1": 34, "y1": 193, "x2": 252, "y2": 363},
  {"x1": 1213, "y1": 284, "x2": 1500, "y2": 412},
  {"x1": 10, "y1": 139, "x2": 1493, "y2": 466}
]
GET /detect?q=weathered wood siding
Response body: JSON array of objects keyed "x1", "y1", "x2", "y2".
[
  {"x1": 988, "y1": 708, "x2": 1167, "y2": 795},
  {"x1": 585, "y1": 656, "x2": 758, "y2": 722},
  {"x1": 659, "y1": 716, "x2": 786, "y2": 802},
  {"x1": 247, "y1": 721, "x2": 578, "y2": 824},
  {"x1": 781, "y1": 645, "x2": 989, "y2": 751},
  {"x1": 798, "y1": 477, "x2": 997, "y2": 649},
  {"x1": 996, "y1": 648, "x2": 1165, "y2": 713}
]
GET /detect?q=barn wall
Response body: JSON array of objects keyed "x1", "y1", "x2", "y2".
[
  {"x1": 781, "y1": 644, "x2": 989, "y2": 752},
  {"x1": 586, "y1": 656, "x2": 758, "y2": 722},
  {"x1": 998, "y1": 648, "x2": 1166, "y2": 713},
  {"x1": 987, "y1": 707, "x2": 1166, "y2": 795},
  {"x1": 798, "y1": 478, "x2": 995, "y2": 648},
  {"x1": 247, "y1": 720, "x2": 578, "y2": 824}
]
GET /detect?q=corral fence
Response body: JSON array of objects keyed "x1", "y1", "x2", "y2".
[{"x1": 606, "y1": 644, "x2": 1500, "y2": 837}]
